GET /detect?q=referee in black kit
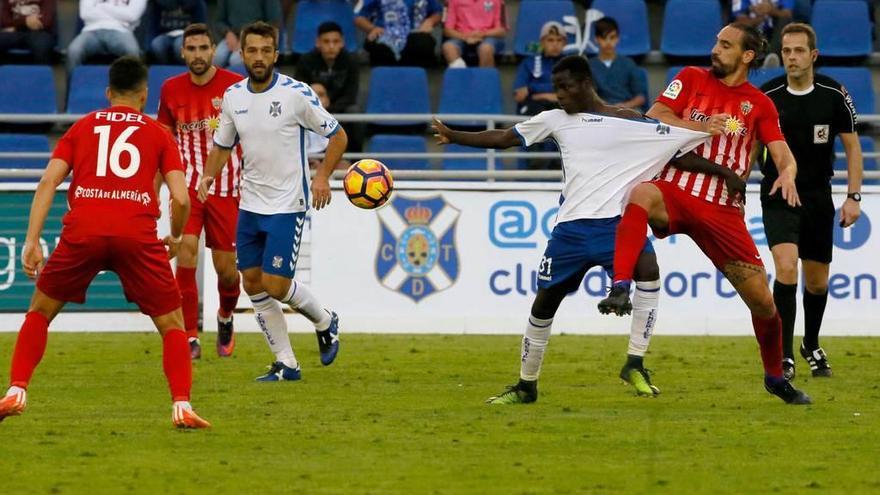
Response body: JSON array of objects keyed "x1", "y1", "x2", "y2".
[{"x1": 759, "y1": 23, "x2": 863, "y2": 381}]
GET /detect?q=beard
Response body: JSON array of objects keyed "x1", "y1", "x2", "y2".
[
  {"x1": 710, "y1": 57, "x2": 735, "y2": 78},
  {"x1": 246, "y1": 63, "x2": 274, "y2": 83},
  {"x1": 187, "y1": 58, "x2": 210, "y2": 76}
]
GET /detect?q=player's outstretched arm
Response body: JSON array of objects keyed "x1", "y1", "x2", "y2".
[
  {"x1": 766, "y1": 140, "x2": 801, "y2": 208},
  {"x1": 313, "y1": 126, "x2": 349, "y2": 210},
  {"x1": 164, "y1": 169, "x2": 191, "y2": 259},
  {"x1": 670, "y1": 152, "x2": 746, "y2": 200},
  {"x1": 647, "y1": 102, "x2": 729, "y2": 136},
  {"x1": 22, "y1": 158, "x2": 70, "y2": 278},
  {"x1": 433, "y1": 117, "x2": 520, "y2": 149},
  {"x1": 197, "y1": 145, "x2": 232, "y2": 202}
]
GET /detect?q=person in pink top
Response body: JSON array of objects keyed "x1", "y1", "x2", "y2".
[{"x1": 442, "y1": 0, "x2": 507, "y2": 68}]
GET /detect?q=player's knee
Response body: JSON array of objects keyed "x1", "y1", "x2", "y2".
[
  {"x1": 241, "y1": 276, "x2": 263, "y2": 296},
  {"x1": 633, "y1": 253, "x2": 660, "y2": 281},
  {"x1": 804, "y1": 281, "x2": 828, "y2": 295},
  {"x1": 531, "y1": 288, "x2": 564, "y2": 319},
  {"x1": 177, "y1": 243, "x2": 198, "y2": 266},
  {"x1": 628, "y1": 183, "x2": 658, "y2": 210},
  {"x1": 218, "y1": 269, "x2": 240, "y2": 288},
  {"x1": 749, "y1": 291, "x2": 776, "y2": 318},
  {"x1": 774, "y1": 261, "x2": 798, "y2": 284},
  {"x1": 260, "y1": 275, "x2": 288, "y2": 300}
]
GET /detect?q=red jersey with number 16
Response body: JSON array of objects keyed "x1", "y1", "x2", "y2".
[
  {"x1": 157, "y1": 68, "x2": 244, "y2": 197},
  {"x1": 655, "y1": 67, "x2": 785, "y2": 206},
  {"x1": 51, "y1": 106, "x2": 184, "y2": 239}
]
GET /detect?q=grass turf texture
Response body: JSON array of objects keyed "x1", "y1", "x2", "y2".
[{"x1": 0, "y1": 333, "x2": 878, "y2": 494}]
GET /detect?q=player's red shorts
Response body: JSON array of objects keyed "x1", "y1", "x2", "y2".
[
  {"x1": 649, "y1": 179, "x2": 764, "y2": 270},
  {"x1": 37, "y1": 235, "x2": 181, "y2": 316},
  {"x1": 183, "y1": 188, "x2": 239, "y2": 251}
]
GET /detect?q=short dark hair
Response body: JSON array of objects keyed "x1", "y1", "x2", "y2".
[
  {"x1": 728, "y1": 22, "x2": 768, "y2": 69},
  {"x1": 183, "y1": 23, "x2": 213, "y2": 44},
  {"x1": 240, "y1": 21, "x2": 278, "y2": 50},
  {"x1": 594, "y1": 17, "x2": 619, "y2": 39},
  {"x1": 109, "y1": 56, "x2": 148, "y2": 94},
  {"x1": 781, "y1": 22, "x2": 816, "y2": 51},
  {"x1": 552, "y1": 55, "x2": 593, "y2": 82},
  {"x1": 318, "y1": 21, "x2": 342, "y2": 37}
]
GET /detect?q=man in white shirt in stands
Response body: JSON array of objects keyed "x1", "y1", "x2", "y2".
[{"x1": 66, "y1": 0, "x2": 147, "y2": 73}]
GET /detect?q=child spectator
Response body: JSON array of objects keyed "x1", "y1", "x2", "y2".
[
  {"x1": 587, "y1": 17, "x2": 646, "y2": 111},
  {"x1": 513, "y1": 21, "x2": 565, "y2": 115},
  {"x1": 442, "y1": 0, "x2": 507, "y2": 68}
]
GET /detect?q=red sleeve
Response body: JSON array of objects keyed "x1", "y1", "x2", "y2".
[
  {"x1": 156, "y1": 83, "x2": 174, "y2": 128},
  {"x1": 159, "y1": 129, "x2": 184, "y2": 175},
  {"x1": 655, "y1": 66, "x2": 698, "y2": 115},
  {"x1": 756, "y1": 95, "x2": 785, "y2": 145},
  {"x1": 51, "y1": 119, "x2": 84, "y2": 163}
]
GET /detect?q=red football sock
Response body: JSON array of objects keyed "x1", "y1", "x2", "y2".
[
  {"x1": 9, "y1": 312, "x2": 50, "y2": 388},
  {"x1": 162, "y1": 329, "x2": 191, "y2": 402},
  {"x1": 175, "y1": 266, "x2": 199, "y2": 339},
  {"x1": 217, "y1": 274, "x2": 241, "y2": 319},
  {"x1": 752, "y1": 311, "x2": 784, "y2": 378},
  {"x1": 613, "y1": 203, "x2": 649, "y2": 283}
]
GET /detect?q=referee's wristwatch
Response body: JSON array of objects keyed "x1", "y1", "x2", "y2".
[{"x1": 847, "y1": 192, "x2": 862, "y2": 202}]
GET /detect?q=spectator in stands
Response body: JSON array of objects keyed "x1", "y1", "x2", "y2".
[
  {"x1": 354, "y1": 0, "x2": 442, "y2": 67},
  {"x1": 513, "y1": 21, "x2": 564, "y2": 116},
  {"x1": 213, "y1": 0, "x2": 281, "y2": 67},
  {"x1": 587, "y1": 17, "x2": 646, "y2": 111},
  {"x1": 295, "y1": 21, "x2": 359, "y2": 113},
  {"x1": 442, "y1": 0, "x2": 507, "y2": 68},
  {"x1": 307, "y1": 83, "x2": 350, "y2": 169},
  {"x1": 66, "y1": 0, "x2": 146, "y2": 73},
  {"x1": 732, "y1": 0, "x2": 793, "y2": 63},
  {"x1": 0, "y1": 0, "x2": 55, "y2": 64},
  {"x1": 146, "y1": 0, "x2": 207, "y2": 64}
]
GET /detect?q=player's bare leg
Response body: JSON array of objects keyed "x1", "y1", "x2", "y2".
[
  {"x1": 152, "y1": 308, "x2": 210, "y2": 428},
  {"x1": 725, "y1": 263, "x2": 811, "y2": 405},
  {"x1": 176, "y1": 234, "x2": 202, "y2": 359},
  {"x1": 1, "y1": 290, "x2": 64, "y2": 422},
  {"x1": 801, "y1": 260, "x2": 832, "y2": 377},
  {"x1": 770, "y1": 242, "x2": 799, "y2": 380},
  {"x1": 263, "y1": 273, "x2": 339, "y2": 366},
  {"x1": 212, "y1": 249, "x2": 240, "y2": 357},
  {"x1": 242, "y1": 268, "x2": 301, "y2": 381}
]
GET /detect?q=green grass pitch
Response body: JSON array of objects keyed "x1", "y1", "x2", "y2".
[{"x1": 0, "y1": 332, "x2": 878, "y2": 494}]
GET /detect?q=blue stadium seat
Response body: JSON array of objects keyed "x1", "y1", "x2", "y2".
[
  {"x1": 665, "y1": 65, "x2": 687, "y2": 85},
  {"x1": 291, "y1": 0, "x2": 358, "y2": 55},
  {"x1": 812, "y1": 0, "x2": 872, "y2": 58},
  {"x1": 817, "y1": 67, "x2": 874, "y2": 116},
  {"x1": 660, "y1": 0, "x2": 723, "y2": 58},
  {"x1": 513, "y1": 1, "x2": 576, "y2": 56},
  {"x1": 67, "y1": 65, "x2": 109, "y2": 114},
  {"x1": 749, "y1": 68, "x2": 785, "y2": 89},
  {"x1": 365, "y1": 67, "x2": 429, "y2": 126},
  {"x1": 635, "y1": 67, "x2": 649, "y2": 111},
  {"x1": 442, "y1": 143, "x2": 488, "y2": 171},
  {"x1": 0, "y1": 65, "x2": 56, "y2": 115},
  {"x1": 0, "y1": 134, "x2": 50, "y2": 172},
  {"x1": 147, "y1": 65, "x2": 186, "y2": 114},
  {"x1": 368, "y1": 134, "x2": 429, "y2": 171},
  {"x1": 834, "y1": 136, "x2": 877, "y2": 185},
  {"x1": 587, "y1": 0, "x2": 650, "y2": 57},
  {"x1": 438, "y1": 68, "x2": 503, "y2": 127}
]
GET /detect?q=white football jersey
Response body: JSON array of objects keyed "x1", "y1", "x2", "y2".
[
  {"x1": 514, "y1": 109, "x2": 709, "y2": 223},
  {"x1": 214, "y1": 72, "x2": 340, "y2": 214}
]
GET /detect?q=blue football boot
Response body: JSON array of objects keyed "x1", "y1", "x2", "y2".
[
  {"x1": 317, "y1": 311, "x2": 340, "y2": 366},
  {"x1": 255, "y1": 361, "x2": 302, "y2": 382}
]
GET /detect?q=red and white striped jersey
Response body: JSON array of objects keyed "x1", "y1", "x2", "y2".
[
  {"x1": 157, "y1": 68, "x2": 244, "y2": 197},
  {"x1": 655, "y1": 67, "x2": 785, "y2": 206}
]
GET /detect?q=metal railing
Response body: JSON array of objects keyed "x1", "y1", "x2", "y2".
[{"x1": 1, "y1": 113, "x2": 878, "y2": 180}]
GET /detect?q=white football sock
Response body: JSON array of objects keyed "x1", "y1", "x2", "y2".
[
  {"x1": 250, "y1": 292, "x2": 298, "y2": 368},
  {"x1": 520, "y1": 315, "x2": 552, "y2": 381},
  {"x1": 281, "y1": 281, "x2": 332, "y2": 331},
  {"x1": 628, "y1": 280, "x2": 660, "y2": 357}
]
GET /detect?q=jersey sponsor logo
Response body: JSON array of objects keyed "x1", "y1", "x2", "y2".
[
  {"x1": 722, "y1": 116, "x2": 747, "y2": 136},
  {"x1": 740, "y1": 100, "x2": 753, "y2": 115},
  {"x1": 269, "y1": 101, "x2": 282, "y2": 117},
  {"x1": 813, "y1": 124, "x2": 830, "y2": 144},
  {"x1": 376, "y1": 195, "x2": 460, "y2": 302},
  {"x1": 663, "y1": 79, "x2": 683, "y2": 100},
  {"x1": 73, "y1": 186, "x2": 151, "y2": 206},
  {"x1": 177, "y1": 117, "x2": 220, "y2": 133}
]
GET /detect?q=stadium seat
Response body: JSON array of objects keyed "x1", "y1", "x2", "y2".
[
  {"x1": 67, "y1": 65, "x2": 109, "y2": 114},
  {"x1": 812, "y1": 0, "x2": 872, "y2": 58},
  {"x1": 834, "y1": 136, "x2": 877, "y2": 185},
  {"x1": 365, "y1": 67, "x2": 429, "y2": 126},
  {"x1": 438, "y1": 68, "x2": 503, "y2": 127},
  {"x1": 291, "y1": 0, "x2": 358, "y2": 55},
  {"x1": 513, "y1": 1, "x2": 576, "y2": 56},
  {"x1": 665, "y1": 65, "x2": 687, "y2": 85},
  {"x1": 816, "y1": 67, "x2": 875, "y2": 116},
  {"x1": 660, "y1": 0, "x2": 723, "y2": 58},
  {"x1": 442, "y1": 143, "x2": 488, "y2": 171},
  {"x1": 0, "y1": 134, "x2": 50, "y2": 172},
  {"x1": 147, "y1": 65, "x2": 186, "y2": 114},
  {"x1": 367, "y1": 134, "x2": 429, "y2": 170},
  {"x1": 635, "y1": 67, "x2": 649, "y2": 111},
  {"x1": 586, "y1": 0, "x2": 650, "y2": 57},
  {"x1": 0, "y1": 65, "x2": 57, "y2": 116},
  {"x1": 749, "y1": 68, "x2": 785, "y2": 89}
]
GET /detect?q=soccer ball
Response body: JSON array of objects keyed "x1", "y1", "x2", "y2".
[{"x1": 343, "y1": 159, "x2": 394, "y2": 209}]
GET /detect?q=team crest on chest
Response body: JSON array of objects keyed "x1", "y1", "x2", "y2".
[
  {"x1": 211, "y1": 97, "x2": 222, "y2": 110},
  {"x1": 269, "y1": 101, "x2": 282, "y2": 117},
  {"x1": 740, "y1": 100, "x2": 753, "y2": 115}
]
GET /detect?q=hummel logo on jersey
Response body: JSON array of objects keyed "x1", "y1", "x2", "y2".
[
  {"x1": 235, "y1": 109, "x2": 248, "y2": 115},
  {"x1": 582, "y1": 117, "x2": 603, "y2": 123},
  {"x1": 269, "y1": 101, "x2": 282, "y2": 117},
  {"x1": 656, "y1": 124, "x2": 670, "y2": 135}
]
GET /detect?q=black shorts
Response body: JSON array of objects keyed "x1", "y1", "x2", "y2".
[{"x1": 761, "y1": 189, "x2": 835, "y2": 264}]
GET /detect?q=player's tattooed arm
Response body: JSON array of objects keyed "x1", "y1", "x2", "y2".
[
  {"x1": 670, "y1": 152, "x2": 746, "y2": 200},
  {"x1": 432, "y1": 117, "x2": 521, "y2": 149}
]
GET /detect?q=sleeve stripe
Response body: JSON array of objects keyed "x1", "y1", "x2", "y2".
[
  {"x1": 815, "y1": 82, "x2": 857, "y2": 130},
  {"x1": 512, "y1": 126, "x2": 527, "y2": 147}
]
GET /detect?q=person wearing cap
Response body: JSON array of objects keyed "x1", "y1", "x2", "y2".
[
  {"x1": 442, "y1": 0, "x2": 508, "y2": 68},
  {"x1": 513, "y1": 21, "x2": 566, "y2": 116},
  {"x1": 588, "y1": 17, "x2": 647, "y2": 111}
]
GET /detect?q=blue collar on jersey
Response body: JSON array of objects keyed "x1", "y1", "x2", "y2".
[{"x1": 246, "y1": 71, "x2": 279, "y2": 94}]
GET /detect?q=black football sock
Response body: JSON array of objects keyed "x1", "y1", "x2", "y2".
[
  {"x1": 803, "y1": 289, "x2": 828, "y2": 351},
  {"x1": 625, "y1": 354, "x2": 644, "y2": 369},
  {"x1": 773, "y1": 281, "x2": 797, "y2": 359}
]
